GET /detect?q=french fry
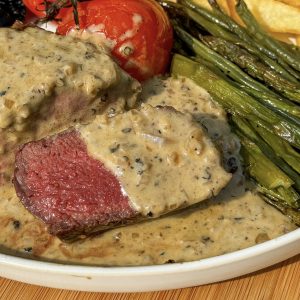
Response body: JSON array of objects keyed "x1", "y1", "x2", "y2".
[
  {"x1": 227, "y1": 0, "x2": 244, "y2": 25},
  {"x1": 225, "y1": 0, "x2": 300, "y2": 35},
  {"x1": 193, "y1": 0, "x2": 230, "y2": 14},
  {"x1": 277, "y1": 0, "x2": 300, "y2": 8},
  {"x1": 270, "y1": 32, "x2": 298, "y2": 45},
  {"x1": 245, "y1": 0, "x2": 300, "y2": 34},
  {"x1": 217, "y1": 0, "x2": 231, "y2": 14},
  {"x1": 174, "y1": 0, "x2": 299, "y2": 43},
  {"x1": 192, "y1": 0, "x2": 212, "y2": 10}
]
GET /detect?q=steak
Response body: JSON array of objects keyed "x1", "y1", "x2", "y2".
[
  {"x1": 14, "y1": 105, "x2": 232, "y2": 240},
  {"x1": 0, "y1": 27, "x2": 139, "y2": 183},
  {"x1": 14, "y1": 130, "x2": 139, "y2": 241}
]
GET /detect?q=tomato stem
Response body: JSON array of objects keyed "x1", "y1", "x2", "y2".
[
  {"x1": 35, "y1": 0, "x2": 86, "y2": 27},
  {"x1": 70, "y1": 0, "x2": 80, "y2": 28}
]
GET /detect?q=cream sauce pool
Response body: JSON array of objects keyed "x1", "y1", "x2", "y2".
[{"x1": 0, "y1": 76, "x2": 296, "y2": 266}]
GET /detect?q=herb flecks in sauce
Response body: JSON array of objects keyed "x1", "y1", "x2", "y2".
[
  {"x1": 79, "y1": 104, "x2": 231, "y2": 217},
  {"x1": 0, "y1": 185, "x2": 295, "y2": 266},
  {"x1": 0, "y1": 61, "x2": 296, "y2": 266},
  {"x1": 0, "y1": 27, "x2": 140, "y2": 183}
]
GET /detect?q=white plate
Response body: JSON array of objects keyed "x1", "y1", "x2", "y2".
[
  {"x1": 1, "y1": 20, "x2": 299, "y2": 294},
  {"x1": 0, "y1": 228, "x2": 300, "y2": 292}
]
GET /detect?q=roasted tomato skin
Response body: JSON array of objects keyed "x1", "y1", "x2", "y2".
[{"x1": 52, "y1": 0, "x2": 173, "y2": 81}]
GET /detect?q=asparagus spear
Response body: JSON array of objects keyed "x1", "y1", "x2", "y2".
[
  {"x1": 182, "y1": 0, "x2": 275, "y2": 60},
  {"x1": 237, "y1": 129, "x2": 299, "y2": 208},
  {"x1": 279, "y1": 40, "x2": 300, "y2": 60},
  {"x1": 232, "y1": 116, "x2": 300, "y2": 191},
  {"x1": 178, "y1": 0, "x2": 232, "y2": 33},
  {"x1": 256, "y1": 183, "x2": 298, "y2": 208},
  {"x1": 252, "y1": 122, "x2": 300, "y2": 174},
  {"x1": 179, "y1": 0, "x2": 300, "y2": 80},
  {"x1": 238, "y1": 135, "x2": 294, "y2": 190},
  {"x1": 164, "y1": 0, "x2": 298, "y2": 82},
  {"x1": 201, "y1": 35, "x2": 300, "y2": 103},
  {"x1": 238, "y1": 86, "x2": 300, "y2": 126},
  {"x1": 277, "y1": 187, "x2": 300, "y2": 209},
  {"x1": 185, "y1": 4, "x2": 299, "y2": 83},
  {"x1": 192, "y1": 54, "x2": 300, "y2": 126},
  {"x1": 163, "y1": 1, "x2": 300, "y2": 223},
  {"x1": 235, "y1": 130, "x2": 300, "y2": 209},
  {"x1": 258, "y1": 186, "x2": 300, "y2": 210},
  {"x1": 236, "y1": 0, "x2": 300, "y2": 73},
  {"x1": 171, "y1": 54, "x2": 300, "y2": 219},
  {"x1": 174, "y1": 26, "x2": 300, "y2": 117},
  {"x1": 171, "y1": 54, "x2": 300, "y2": 148}
]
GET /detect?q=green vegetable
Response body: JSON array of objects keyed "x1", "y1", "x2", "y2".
[
  {"x1": 182, "y1": 0, "x2": 300, "y2": 80},
  {"x1": 240, "y1": 138, "x2": 293, "y2": 190},
  {"x1": 252, "y1": 123, "x2": 300, "y2": 174},
  {"x1": 232, "y1": 116, "x2": 300, "y2": 191},
  {"x1": 261, "y1": 195, "x2": 300, "y2": 226},
  {"x1": 163, "y1": 0, "x2": 298, "y2": 82},
  {"x1": 234, "y1": 125, "x2": 299, "y2": 210},
  {"x1": 236, "y1": 0, "x2": 300, "y2": 73},
  {"x1": 171, "y1": 54, "x2": 300, "y2": 148},
  {"x1": 201, "y1": 35, "x2": 300, "y2": 103},
  {"x1": 178, "y1": 0, "x2": 231, "y2": 33},
  {"x1": 171, "y1": 54, "x2": 300, "y2": 220},
  {"x1": 164, "y1": 0, "x2": 300, "y2": 224},
  {"x1": 174, "y1": 26, "x2": 300, "y2": 118}
]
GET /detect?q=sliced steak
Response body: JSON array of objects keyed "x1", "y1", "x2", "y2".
[
  {"x1": 0, "y1": 27, "x2": 139, "y2": 183},
  {"x1": 14, "y1": 105, "x2": 231, "y2": 240},
  {"x1": 14, "y1": 130, "x2": 139, "y2": 241}
]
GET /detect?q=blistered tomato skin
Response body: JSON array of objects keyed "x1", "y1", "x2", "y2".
[{"x1": 56, "y1": 0, "x2": 173, "y2": 81}]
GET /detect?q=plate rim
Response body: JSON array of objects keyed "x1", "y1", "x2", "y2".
[
  {"x1": 1, "y1": 22, "x2": 299, "y2": 290},
  {"x1": 1, "y1": 227, "x2": 299, "y2": 276}
]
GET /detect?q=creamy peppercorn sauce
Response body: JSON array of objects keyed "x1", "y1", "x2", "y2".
[
  {"x1": 79, "y1": 104, "x2": 231, "y2": 217},
  {"x1": 0, "y1": 27, "x2": 140, "y2": 182},
  {"x1": 0, "y1": 31, "x2": 296, "y2": 265},
  {"x1": 0, "y1": 27, "x2": 138, "y2": 131}
]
